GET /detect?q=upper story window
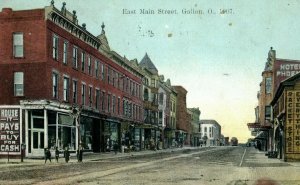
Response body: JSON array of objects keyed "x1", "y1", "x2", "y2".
[
  {"x1": 107, "y1": 94, "x2": 111, "y2": 112},
  {"x1": 88, "y1": 56, "x2": 92, "y2": 75},
  {"x1": 265, "y1": 77, "x2": 272, "y2": 94},
  {"x1": 52, "y1": 73, "x2": 59, "y2": 99},
  {"x1": 101, "y1": 91, "x2": 105, "y2": 111},
  {"x1": 81, "y1": 52, "x2": 85, "y2": 72},
  {"x1": 73, "y1": 80, "x2": 77, "y2": 103},
  {"x1": 72, "y1": 47, "x2": 78, "y2": 69},
  {"x1": 95, "y1": 60, "x2": 99, "y2": 78},
  {"x1": 13, "y1": 33, "x2": 24, "y2": 58},
  {"x1": 101, "y1": 63, "x2": 105, "y2": 80},
  {"x1": 95, "y1": 89, "x2": 100, "y2": 110},
  {"x1": 265, "y1": 105, "x2": 272, "y2": 120},
  {"x1": 52, "y1": 35, "x2": 59, "y2": 60},
  {"x1": 63, "y1": 76, "x2": 69, "y2": 102},
  {"x1": 63, "y1": 41, "x2": 68, "y2": 64},
  {"x1": 81, "y1": 83, "x2": 86, "y2": 106},
  {"x1": 88, "y1": 86, "x2": 92, "y2": 107},
  {"x1": 107, "y1": 67, "x2": 110, "y2": 84},
  {"x1": 159, "y1": 92, "x2": 164, "y2": 104},
  {"x1": 14, "y1": 72, "x2": 24, "y2": 96}
]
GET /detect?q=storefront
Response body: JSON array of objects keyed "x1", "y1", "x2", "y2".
[{"x1": 271, "y1": 73, "x2": 300, "y2": 161}]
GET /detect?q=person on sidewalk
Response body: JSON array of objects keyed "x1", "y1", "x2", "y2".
[
  {"x1": 55, "y1": 147, "x2": 59, "y2": 163},
  {"x1": 77, "y1": 146, "x2": 83, "y2": 162},
  {"x1": 64, "y1": 147, "x2": 70, "y2": 163},
  {"x1": 44, "y1": 148, "x2": 51, "y2": 164}
]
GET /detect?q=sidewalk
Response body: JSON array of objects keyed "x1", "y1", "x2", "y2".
[{"x1": 0, "y1": 146, "x2": 200, "y2": 167}]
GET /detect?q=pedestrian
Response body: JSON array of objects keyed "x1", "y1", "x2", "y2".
[
  {"x1": 77, "y1": 148, "x2": 83, "y2": 162},
  {"x1": 55, "y1": 147, "x2": 59, "y2": 163},
  {"x1": 64, "y1": 147, "x2": 70, "y2": 163},
  {"x1": 44, "y1": 148, "x2": 51, "y2": 164}
]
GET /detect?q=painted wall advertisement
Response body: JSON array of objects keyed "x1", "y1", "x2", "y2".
[
  {"x1": 286, "y1": 91, "x2": 300, "y2": 154},
  {"x1": 274, "y1": 60, "x2": 300, "y2": 92},
  {"x1": 0, "y1": 107, "x2": 21, "y2": 154}
]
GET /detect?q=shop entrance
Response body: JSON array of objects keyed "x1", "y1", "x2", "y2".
[{"x1": 31, "y1": 117, "x2": 45, "y2": 156}]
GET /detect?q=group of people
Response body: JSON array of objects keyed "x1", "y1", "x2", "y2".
[{"x1": 44, "y1": 147, "x2": 83, "y2": 164}]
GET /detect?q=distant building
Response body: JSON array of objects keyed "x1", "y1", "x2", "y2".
[
  {"x1": 199, "y1": 120, "x2": 221, "y2": 146},
  {"x1": 187, "y1": 108, "x2": 201, "y2": 146},
  {"x1": 172, "y1": 86, "x2": 190, "y2": 145}
]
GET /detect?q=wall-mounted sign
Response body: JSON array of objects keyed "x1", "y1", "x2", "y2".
[
  {"x1": 0, "y1": 107, "x2": 21, "y2": 154},
  {"x1": 285, "y1": 91, "x2": 300, "y2": 154}
]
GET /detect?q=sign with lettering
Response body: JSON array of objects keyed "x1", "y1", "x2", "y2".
[
  {"x1": 274, "y1": 60, "x2": 300, "y2": 92},
  {"x1": 285, "y1": 91, "x2": 300, "y2": 153},
  {"x1": 0, "y1": 107, "x2": 21, "y2": 154}
]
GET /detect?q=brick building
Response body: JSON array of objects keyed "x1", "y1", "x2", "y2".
[
  {"x1": 0, "y1": 2, "x2": 143, "y2": 157},
  {"x1": 172, "y1": 86, "x2": 190, "y2": 145}
]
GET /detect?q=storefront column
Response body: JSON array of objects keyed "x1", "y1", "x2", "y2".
[
  {"x1": 75, "y1": 116, "x2": 79, "y2": 151},
  {"x1": 44, "y1": 109, "x2": 48, "y2": 149},
  {"x1": 25, "y1": 109, "x2": 29, "y2": 156}
]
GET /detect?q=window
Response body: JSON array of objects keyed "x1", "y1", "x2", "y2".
[
  {"x1": 13, "y1": 33, "x2": 24, "y2": 57},
  {"x1": 265, "y1": 106, "x2": 272, "y2": 120},
  {"x1": 81, "y1": 52, "x2": 85, "y2": 72},
  {"x1": 63, "y1": 41, "x2": 68, "y2": 64},
  {"x1": 265, "y1": 77, "x2": 272, "y2": 94},
  {"x1": 112, "y1": 70, "x2": 115, "y2": 87},
  {"x1": 73, "y1": 80, "x2": 77, "y2": 103},
  {"x1": 88, "y1": 56, "x2": 91, "y2": 75},
  {"x1": 52, "y1": 73, "x2": 58, "y2": 99},
  {"x1": 63, "y1": 76, "x2": 69, "y2": 102},
  {"x1": 159, "y1": 93, "x2": 164, "y2": 104},
  {"x1": 118, "y1": 97, "x2": 120, "y2": 115},
  {"x1": 107, "y1": 67, "x2": 110, "y2": 84},
  {"x1": 95, "y1": 60, "x2": 99, "y2": 78},
  {"x1": 101, "y1": 63, "x2": 104, "y2": 80},
  {"x1": 73, "y1": 47, "x2": 78, "y2": 68},
  {"x1": 88, "y1": 86, "x2": 92, "y2": 107},
  {"x1": 81, "y1": 83, "x2": 86, "y2": 106},
  {"x1": 101, "y1": 91, "x2": 105, "y2": 111},
  {"x1": 14, "y1": 72, "x2": 24, "y2": 96},
  {"x1": 52, "y1": 35, "x2": 59, "y2": 60},
  {"x1": 112, "y1": 95, "x2": 116, "y2": 113},
  {"x1": 95, "y1": 89, "x2": 100, "y2": 109},
  {"x1": 107, "y1": 94, "x2": 111, "y2": 112}
]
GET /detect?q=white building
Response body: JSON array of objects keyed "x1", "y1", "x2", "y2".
[{"x1": 199, "y1": 120, "x2": 221, "y2": 146}]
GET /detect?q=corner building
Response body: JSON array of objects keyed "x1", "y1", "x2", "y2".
[{"x1": 0, "y1": 3, "x2": 143, "y2": 157}]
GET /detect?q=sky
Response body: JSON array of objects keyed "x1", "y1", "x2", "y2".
[{"x1": 1, "y1": 0, "x2": 300, "y2": 142}]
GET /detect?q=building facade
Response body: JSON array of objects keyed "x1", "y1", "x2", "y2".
[
  {"x1": 248, "y1": 47, "x2": 300, "y2": 152},
  {"x1": 187, "y1": 108, "x2": 201, "y2": 146},
  {"x1": 199, "y1": 120, "x2": 221, "y2": 146},
  {"x1": 172, "y1": 86, "x2": 190, "y2": 145},
  {"x1": 139, "y1": 53, "x2": 160, "y2": 150},
  {"x1": 0, "y1": 3, "x2": 143, "y2": 157},
  {"x1": 271, "y1": 72, "x2": 300, "y2": 161}
]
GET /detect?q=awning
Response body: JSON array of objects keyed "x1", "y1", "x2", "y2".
[{"x1": 255, "y1": 131, "x2": 268, "y2": 139}]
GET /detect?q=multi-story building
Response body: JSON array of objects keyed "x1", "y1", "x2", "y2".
[
  {"x1": 172, "y1": 86, "x2": 190, "y2": 145},
  {"x1": 139, "y1": 53, "x2": 159, "y2": 149},
  {"x1": 187, "y1": 107, "x2": 201, "y2": 146},
  {"x1": 248, "y1": 47, "x2": 300, "y2": 152},
  {"x1": 167, "y1": 81, "x2": 177, "y2": 148},
  {"x1": 0, "y1": 2, "x2": 143, "y2": 157},
  {"x1": 199, "y1": 120, "x2": 221, "y2": 146},
  {"x1": 158, "y1": 75, "x2": 172, "y2": 149}
]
